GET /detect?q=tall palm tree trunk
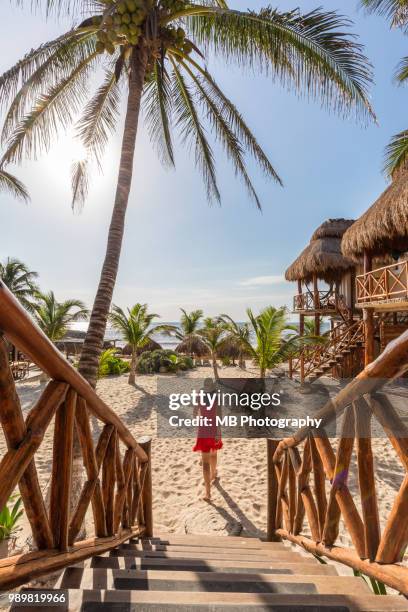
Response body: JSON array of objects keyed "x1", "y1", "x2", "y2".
[
  {"x1": 78, "y1": 46, "x2": 148, "y2": 389},
  {"x1": 211, "y1": 351, "x2": 219, "y2": 381},
  {"x1": 129, "y1": 348, "x2": 137, "y2": 385}
]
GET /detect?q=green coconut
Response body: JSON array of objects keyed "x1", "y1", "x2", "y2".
[
  {"x1": 117, "y1": 2, "x2": 127, "y2": 14},
  {"x1": 126, "y1": 0, "x2": 137, "y2": 11},
  {"x1": 122, "y1": 13, "x2": 131, "y2": 24}
]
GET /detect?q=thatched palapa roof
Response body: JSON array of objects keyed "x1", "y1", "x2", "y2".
[
  {"x1": 342, "y1": 175, "x2": 408, "y2": 261},
  {"x1": 176, "y1": 336, "x2": 208, "y2": 357},
  {"x1": 285, "y1": 219, "x2": 355, "y2": 283},
  {"x1": 122, "y1": 339, "x2": 162, "y2": 356}
]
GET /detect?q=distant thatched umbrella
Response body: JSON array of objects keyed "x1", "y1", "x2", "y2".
[
  {"x1": 217, "y1": 336, "x2": 251, "y2": 361},
  {"x1": 122, "y1": 339, "x2": 162, "y2": 356},
  {"x1": 285, "y1": 218, "x2": 355, "y2": 283},
  {"x1": 176, "y1": 336, "x2": 208, "y2": 357},
  {"x1": 342, "y1": 175, "x2": 408, "y2": 261}
]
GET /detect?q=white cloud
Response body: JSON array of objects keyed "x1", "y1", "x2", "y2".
[{"x1": 239, "y1": 275, "x2": 285, "y2": 287}]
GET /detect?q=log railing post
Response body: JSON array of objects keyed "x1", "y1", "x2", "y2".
[
  {"x1": 266, "y1": 439, "x2": 281, "y2": 542},
  {"x1": 138, "y1": 436, "x2": 153, "y2": 537}
]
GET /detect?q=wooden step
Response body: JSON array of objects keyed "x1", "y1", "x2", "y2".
[
  {"x1": 13, "y1": 589, "x2": 408, "y2": 611},
  {"x1": 120, "y1": 543, "x2": 289, "y2": 555},
  {"x1": 110, "y1": 547, "x2": 312, "y2": 563},
  {"x1": 149, "y1": 534, "x2": 274, "y2": 549},
  {"x1": 56, "y1": 568, "x2": 370, "y2": 596},
  {"x1": 87, "y1": 555, "x2": 336, "y2": 574}
]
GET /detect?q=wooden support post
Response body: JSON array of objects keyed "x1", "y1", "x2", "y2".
[
  {"x1": 102, "y1": 428, "x2": 117, "y2": 536},
  {"x1": 266, "y1": 439, "x2": 281, "y2": 541},
  {"x1": 0, "y1": 337, "x2": 65, "y2": 549},
  {"x1": 376, "y1": 475, "x2": 408, "y2": 564},
  {"x1": 313, "y1": 275, "x2": 320, "y2": 337},
  {"x1": 50, "y1": 388, "x2": 76, "y2": 551},
  {"x1": 138, "y1": 437, "x2": 153, "y2": 537},
  {"x1": 68, "y1": 398, "x2": 108, "y2": 543},
  {"x1": 363, "y1": 250, "x2": 375, "y2": 366},
  {"x1": 353, "y1": 398, "x2": 380, "y2": 561}
]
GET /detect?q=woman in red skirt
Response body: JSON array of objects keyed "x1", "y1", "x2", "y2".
[{"x1": 193, "y1": 378, "x2": 223, "y2": 501}]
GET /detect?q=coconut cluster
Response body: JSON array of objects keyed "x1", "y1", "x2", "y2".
[
  {"x1": 95, "y1": 0, "x2": 148, "y2": 54},
  {"x1": 94, "y1": 0, "x2": 193, "y2": 56}
]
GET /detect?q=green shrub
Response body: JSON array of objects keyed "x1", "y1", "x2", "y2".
[
  {"x1": 98, "y1": 348, "x2": 130, "y2": 378},
  {"x1": 137, "y1": 349, "x2": 194, "y2": 374},
  {"x1": 0, "y1": 495, "x2": 23, "y2": 541},
  {"x1": 221, "y1": 356, "x2": 231, "y2": 366}
]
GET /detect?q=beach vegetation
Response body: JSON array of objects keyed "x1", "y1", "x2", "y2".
[
  {"x1": 137, "y1": 348, "x2": 193, "y2": 374},
  {"x1": 31, "y1": 291, "x2": 89, "y2": 341},
  {"x1": 218, "y1": 315, "x2": 251, "y2": 368},
  {"x1": 0, "y1": 258, "x2": 39, "y2": 312},
  {"x1": 198, "y1": 318, "x2": 226, "y2": 380},
  {"x1": 3, "y1": 0, "x2": 375, "y2": 388},
  {"x1": 98, "y1": 347, "x2": 130, "y2": 378},
  {"x1": 227, "y1": 306, "x2": 319, "y2": 378},
  {"x1": 172, "y1": 309, "x2": 206, "y2": 358},
  {"x1": 109, "y1": 303, "x2": 176, "y2": 383},
  {"x1": 0, "y1": 495, "x2": 23, "y2": 542}
]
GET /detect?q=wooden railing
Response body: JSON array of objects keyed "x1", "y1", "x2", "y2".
[
  {"x1": 268, "y1": 329, "x2": 408, "y2": 595},
  {"x1": 293, "y1": 290, "x2": 337, "y2": 313},
  {"x1": 356, "y1": 260, "x2": 408, "y2": 306},
  {"x1": 290, "y1": 320, "x2": 364, "y2": 382},
  {"x1": 0, "y1": 281, "x2": 152, "y2": 589}
]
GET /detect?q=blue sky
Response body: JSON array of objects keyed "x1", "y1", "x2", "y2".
[{"x1": 1, "y1": 1, "x2": 407, "y2": 319}]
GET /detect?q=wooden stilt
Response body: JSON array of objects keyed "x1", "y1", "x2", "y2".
[{"x1": 266, "y1": 439, "x2": 281, "y2": 541}]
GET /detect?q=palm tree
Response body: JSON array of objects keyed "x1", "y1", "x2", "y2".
[
  {"x1": 218, "y1": 314, "x2": 250, "y2": 368},
  {"x1": 241, "y1": 306, "x2": 311, "y2": 378},
  {"x1": 198, "y1": 317, "x2": 226, "y2": 380},
  {"x1": 172, "y1": 308, "x2": 206, "y2": 358},
  {"x1": 2, "y1": 1, "x2": 375, "y2": 388},
  {"x1": 110, "y1": 303, "x2": 174, "y2": 384},
  {"x1": 0, "y1": 258, "x2": 39, "y2": 311},
  {"x1": 32, "y1": 291, "x2": 88, "y2": 341},
  {"x1": 0, "y1": 169, "x2": 29, "y2": 202},
  {"x1": 362, "y1": 0, "x2": 408, "y2": 175}
]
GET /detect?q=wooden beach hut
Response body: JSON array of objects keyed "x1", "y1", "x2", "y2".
[
  {"x1": 286, "y1": 219, "x2": 364, "y2": 382},
  {"x1": 342, "y1": 171, "x2": 408, "y2": 365}
]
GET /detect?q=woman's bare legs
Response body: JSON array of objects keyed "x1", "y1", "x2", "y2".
[
  {"x1": 210, "y1": 451, "x2": 218, "y2": 482},
  {"x1": 201, "y1": 452, "x2": 212, "y2": 501}
]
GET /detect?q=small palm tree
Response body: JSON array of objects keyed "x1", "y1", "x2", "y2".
[
  {"x1": 110, "y1": 303, "x2": 175, "y2": 384},
  {"x1": 198, "y1": 317, "x2": 226, "y2": 380},
  {"x1": 0, "y1": 169, "x2": 29, "y2": 202},
  {"x1": 362, "y1": 0, "x2": 408, "y2": 175},
  {"x1": 32, "y1": 291, "x2": 88, "y2": 341},
  {"x1": 0, "y1": 258, "x2": 38, "y2": 311},
  {"x1": 2, "y1": 1, "x2": 375, "y2": 388},
  {"x1": 240, "y1": 306, "x2": 312, "y2": 379},
  {"x1": 218, "y1": 314, "x2": 251, "y2": 368},
  {"x1": 173, "y1": 309, "x2": 206, "y2": 357}
]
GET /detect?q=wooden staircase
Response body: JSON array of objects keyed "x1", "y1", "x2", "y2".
[
  {"x1": 11, "y1": 533, "x2": 407, "y2": 610},
  {"x1": 290, "y1": 320, "x2": 364, "y2": 384}
]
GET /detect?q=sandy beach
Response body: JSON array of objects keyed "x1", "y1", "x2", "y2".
[{"x1": 4, "y1": 366, "x2": 404, "y2": 559}]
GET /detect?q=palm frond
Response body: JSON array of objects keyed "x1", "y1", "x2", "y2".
[
  {"x1": 183, "y1": 56, "x2": 282, "y2": 184},
  {"x1": 14, "y1": 0, "x2": 100, "y2": 18},
  {"x1": 170, "y1": 58, "x2": 220, "y2": 203},
  {"x1": 71, "y1": 159, "x2": 89, "y2": 212},
  {"x1": 2, "y1": 31, "x2": 96, "y2": 145},
  {"x1": 2, "y1": 52, "x2": 98, "y2": 166},
  {"x1": 187, "y1": 6, "x2": 375, "y2": 121},
  {"x1": 143, "y1": 62, "x2": 175, "y2": 167},
  {"x1": 395, "y1": 56, "x2": 408, "y2": 83},
  {"x1": 384, "y1": 129, "x2": 408, "y2": 177},
  {"x1": 75, "y1": 69, "x2": 120, "y2": 166},
  {"x1": 179, "y1": 57, "x2": 262, "y2": 209},
  {"x1": 0, "y1": 169, "x2": 29, "y2": 201},
  {"x1": 360, "y1": 0, "x2": 408, "y2": 27}
]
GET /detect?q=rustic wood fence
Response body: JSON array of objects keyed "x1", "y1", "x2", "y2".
[
  {"x1": 268, "y1": 328, "x2": 408, "y2": 594},
  {"x1": 0, "y1": 281, "x2": 152, "y2": 589}
]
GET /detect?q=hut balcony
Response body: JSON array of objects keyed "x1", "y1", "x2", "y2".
[
  {"x1": 293, "y1": 290, "x2": 338, "y2": 314},
  {"x1": 356, "y1": 260, "x2": 408, "y2": 311}
]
